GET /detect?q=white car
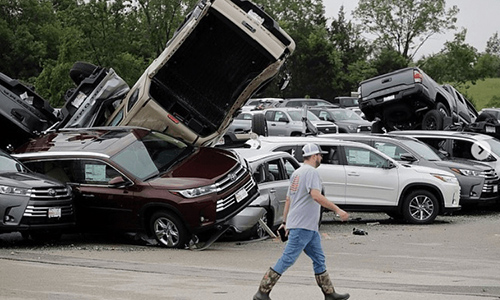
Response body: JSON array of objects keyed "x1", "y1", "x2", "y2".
[{"x1": 246, "y1": 136, "x2": 461, "y2": 224}]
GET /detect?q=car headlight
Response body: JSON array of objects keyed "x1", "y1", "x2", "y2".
[
  {"x1": 432, "y1": 173, "x2": 458, "y2": 183},
  {"x1": 172, "y1": 184, "x2": 218, "y2": 198},
  {"x1": 0, "y1": 185, "x2": 31, "y2": 196},
  {"x1": 450, "y1": 168, "x2": 478, "y2": 177}
]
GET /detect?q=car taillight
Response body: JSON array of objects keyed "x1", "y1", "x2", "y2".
[
  {"x1": 413, "y1": 70, "x2": 423, "y2": 83},
  {"x1": 168, "y1": 114, "x2": 180, "y2": 124}
]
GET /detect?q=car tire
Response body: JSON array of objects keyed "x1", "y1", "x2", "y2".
[
  {"x1": 252, "y1": 113, "x2": 268, "y2": 136},
  {"x1": 402, "y1": 190, "x2": 439, "y2": 224},
  {"x1": 436, "y1": 102, "x2": 450, "y2": 117},
  {"x1": 422, "y1": 109, "x2": 444, "y2": 130},
  {"x1": 150, "y1": 211, "x2": 188, "y2": 249},
  {"x1": 69, "y1": 61, "x2": 98, "y2": 85}
]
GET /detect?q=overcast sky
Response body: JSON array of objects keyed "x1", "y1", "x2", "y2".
[{"x1": 323, "y1": 0, "x2": 500, "y2": 59}]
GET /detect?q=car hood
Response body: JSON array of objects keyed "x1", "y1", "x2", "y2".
[
  {"x1": 432, "y1": 159, "x2": 491, "y2": 171},
  {"x1": 310, "y1": 120, "x2": 336, "y2": 126},
  {"x1": 0, "y1": 172, "x2": 64, "y2": 188},
  {"x1": 403, "y1": 164, "x2": 455, "y2": 177},
  {"x1": 335, "y1": 119, "x2": 372, "y2": 127},
  {"x1": 148, "y1": 147, "x2": 239, "y2": 189}
]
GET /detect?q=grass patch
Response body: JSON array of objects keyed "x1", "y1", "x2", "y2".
[{"x1": 457, "y1": 78, "x2": 500, "y2": 110}]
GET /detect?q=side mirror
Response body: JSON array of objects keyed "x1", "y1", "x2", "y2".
[
  {"x1": 109, "y1": 176, "x2": 130, "y2": 187},
  {"x1": 399, "y1": 153, "x2": 417, "y2": 162},
  {"x1": 383, "y1": 160, "x2": 396, "y2": 169}
]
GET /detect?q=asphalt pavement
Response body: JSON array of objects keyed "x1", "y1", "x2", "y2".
[{"x1": 1, "y1": 209, "x2": 499, "y2": 300}]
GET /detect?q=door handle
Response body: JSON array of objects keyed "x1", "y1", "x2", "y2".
[
  {"x1": 347, "y1": 172, "x2": 359, "y2": 177},
  {"x1": 81, "y1": 193, "x2": 95, "y2": 198}
]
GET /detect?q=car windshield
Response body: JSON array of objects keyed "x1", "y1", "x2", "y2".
[
  {"x1": 111, "y1": 132, "x2": 192, "y2": 180},
  {"x1": 398, "y1": 139, "x2": 442, "y2": 161},
  {"x1": 484, "y1": 137, "x2": 500, "y2": 158},
  {"x1": 288, "y1": 111, "x2": 320, "y2": 121},
  {"x1": 235, "y1": 113, "x2": 254, "y2": 120},
  {"x1": 0, "y1": 154, "x2": 27, "y2": 173},
  {"x1": 330, "y1": 109, "x2": 363, "y2": 121}
]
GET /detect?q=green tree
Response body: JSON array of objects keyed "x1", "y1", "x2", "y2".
[
  {"x1": 353, "y1": 0, "x2": 459, "y2": 61},
  {"x1": 486, "y1": 32, "x2": 500, "y2": 56},
  {"x1": 419, "y1": 29, "x2": 479, "y2": 86},
  {"x1": 252, "y1": 0, "x2": 335, "y2": 99},
  {"x1": 327, "y1": 6, "x2": 375, "y2": 96}
]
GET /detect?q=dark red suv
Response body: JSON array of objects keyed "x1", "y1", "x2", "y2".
[{"x1": 14, "y1": 127, "x2": 258, "y2": 248}]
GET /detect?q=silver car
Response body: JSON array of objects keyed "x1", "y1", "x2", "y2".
[
  {"x1": 264, "y1": 107, "x2": 338, "y2": 136},
  {"x1": 227, "y1": 150, "x2": 300, "y2": 239}
]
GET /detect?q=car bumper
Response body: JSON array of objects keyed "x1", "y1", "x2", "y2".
[{"x1": 226, "y1": 206, "x2": 266, "y2": 233}]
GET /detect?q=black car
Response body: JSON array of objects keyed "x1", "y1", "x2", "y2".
[{"x1": 0, "y1": 149, "x2": 74, "y2": 241}]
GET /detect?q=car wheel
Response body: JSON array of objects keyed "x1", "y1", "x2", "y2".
[
  {"x1": 252, "y1": 114, "x2": 268, "y2": 136},
  {"x1": 150, "y1": 211, "x2": 188, "y2": 249},
  {"x1": 402, "y1": 190, "x2": 439, "y2": 224},
  {"x1": 69, "y1": 61, "x2": 98, "y2": 85},
  {"x1": 422, "y1": 109, "x2": 443, "y2": 130},
  {"x1": 436, "y1": 102, "x2": 450, "y2": 117}
]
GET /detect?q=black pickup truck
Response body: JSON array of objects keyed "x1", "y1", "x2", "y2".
[{"x1": 358, "y1": 67, "x2": 478, "y2": 132}]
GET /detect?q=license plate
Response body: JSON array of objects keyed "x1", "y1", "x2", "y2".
[
  {"x1": 486, "y1": 126, "x2": 495, "y2": 133},
  {"x1": 494, "y1": 185, "x2": 498, "y2": 193},
  {"x1": 383, "y1": 95, "x2": 395, "y2": 101},
  {"x1": 235, "y1": 188, "x2": 248, "y2": 203},
  {"x1": 48, "y1": 208, "x2": 62, "y2": 218}
]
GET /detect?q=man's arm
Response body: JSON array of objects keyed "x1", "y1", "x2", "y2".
[{"x1": 310, "y1": 189, "x2": 349, "y2": 221}]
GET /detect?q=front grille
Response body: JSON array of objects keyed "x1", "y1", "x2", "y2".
[
  {"x1": 22, "y1": 186, "x2": 74, "y2": 219},
  {"x1": 317, "y1": 126, "x2": 337, "y2": 134},
  {"x1": 217, "y1": 176, "x2": 256, "y2": 219},
  {"x1": 30, "y1": 187, "x2": 71, "y2": 199},
  {"x1": 215, "y1": 164, "x2": 248, "y2": 193},
  {"x1": 23, "y1": 204, "x2": 74, "y2": 218},
  {"x1": 480, "y1": 169, "x2": 499, "y2": 193}
]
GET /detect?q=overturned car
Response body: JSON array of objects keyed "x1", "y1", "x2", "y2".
[{"x1": 1, "y1": 0, "x2": 295, "y2": 149}]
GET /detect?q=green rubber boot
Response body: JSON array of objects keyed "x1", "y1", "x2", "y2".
[
  {"x1": 253, "y1": 268, "x2": 281, "y2": 300},
  {"x1": 315, "y1": 271, "x2": 350, "y2": 300}
]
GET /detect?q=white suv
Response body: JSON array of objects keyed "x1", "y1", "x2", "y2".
[{"x1": 246, "y1": 136, "x2": 461, "y2": 224}]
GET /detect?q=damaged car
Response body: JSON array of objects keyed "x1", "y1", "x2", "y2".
[
  {"x1": 13, "y1": 127, "x2": 259, "y2": 248},
  {"x1": 1, "y1": 0, "x2": 295, "y2": 149}
]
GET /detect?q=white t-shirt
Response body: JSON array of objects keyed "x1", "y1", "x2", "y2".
[{"x1": 286, "y1": 164, "x2": 322, "y2": 232}]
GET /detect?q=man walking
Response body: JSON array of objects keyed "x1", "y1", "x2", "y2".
[{"x1": 253, "y1": 143, "x2": 350, "y2": 300}]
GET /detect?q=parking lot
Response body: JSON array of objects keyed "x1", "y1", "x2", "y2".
[{"x1": 1, "y1": 208, "x2": 499, "y2": 300}]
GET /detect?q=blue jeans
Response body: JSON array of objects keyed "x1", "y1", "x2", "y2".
[{"x1": 273, "y1": 228, "x2": 326, "y2": 275}]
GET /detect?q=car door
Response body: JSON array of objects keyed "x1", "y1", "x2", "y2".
[
  {"x1": 340, "y1": 145, "x2": 399, "y2": 206},
  {"x1": 316, "y1": 145, "x2": 347, "y2": 205},
  {"x1": 265, "y1": 110, "x2": 291, "y2": 136},
  {"x1": 44, "y1": 159, "x2": 137, "y2": 231},
  {"x1": 266, "y1": 158, "x2": 294, "y2": 226}
]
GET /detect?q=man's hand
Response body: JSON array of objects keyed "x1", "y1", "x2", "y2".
[{"x1": 337, "y1": 209, "x2": 349, "y2": 222}]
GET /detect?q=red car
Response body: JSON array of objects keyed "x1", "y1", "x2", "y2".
[{"x1": 14, "y1": 127, "x2": 258, "y2": 248}]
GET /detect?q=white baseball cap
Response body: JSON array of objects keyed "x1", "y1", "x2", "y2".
[{"x1": 302, "y1": 143, "x2": 327, "y2": 157}]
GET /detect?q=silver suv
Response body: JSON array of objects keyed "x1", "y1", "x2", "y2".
[{"x1": 264, "y1": 107, "x2": 337, "y2": 136}]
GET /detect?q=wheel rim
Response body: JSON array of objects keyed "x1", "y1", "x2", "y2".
[
  {"x1": 424, "y1": 116, "x2": 437, "y2": 130},
  {"x1": 408, "y1": 195, "x2": 435, "y2": 221},
  {"x1": 154, "y1": 217, "x2": 180, "y2": 247},
  {"x1": 255, "y1": 212, "x2": 269, "y2": 239}
]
